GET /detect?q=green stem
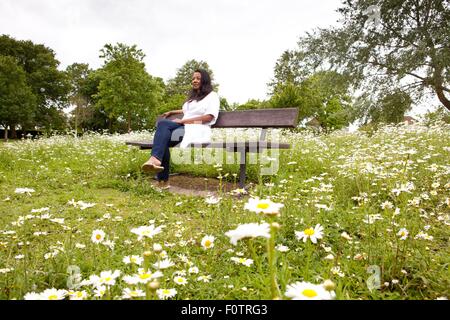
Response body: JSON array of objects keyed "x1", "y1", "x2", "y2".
[{"x1": 267, "y1": 224, "x2": 281, "y2": 299}]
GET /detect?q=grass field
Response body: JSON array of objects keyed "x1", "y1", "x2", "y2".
[{"x1": 0, "y1": 122, "x2": 448, "y2": 300}]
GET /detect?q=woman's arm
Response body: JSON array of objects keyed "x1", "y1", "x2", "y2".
[
  {"x1": 162, "y1": 109, "x2": 183, "y2": 118},
  {"x1": 173, "y1": 114, "x2": 214, "y2": 125}
]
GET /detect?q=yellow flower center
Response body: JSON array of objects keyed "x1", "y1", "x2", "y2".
[
  {"x1": 163, "y1": 289, "x2": 171, "y2": 294},
  {"x1": 139, "y1": 273, "x2": 151, "y2": 279},
  {"x1": 302, "y1": 289, "x2": 318, "y2": 298},
  {"x1": 204, "y1": 240, "x2": 211, "y2": 247},
  {"x1": 96, "y1": 234, "x2": 102, "y2": 240},
  {"x1": 257, "y1": 203, "x2": 270, "y2": 209},
  {"x1": 48, "y1": 294, "x2": 58, "y2": 300},
  {"x1": 304, "y1": 228, "x2": 315, "y2": 236}
]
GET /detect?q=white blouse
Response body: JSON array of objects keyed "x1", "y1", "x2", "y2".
[{"x1": 179, "y1": 91, "x2": 220, "y2": 148}]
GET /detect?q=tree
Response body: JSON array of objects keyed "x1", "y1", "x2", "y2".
[
  {"x1": 0, "y1": 55, "x2": 36, "y2": 140},
  {"x1": 237, "y1": 99, "x2": 270, "y2": 110},
  {"x1": 0, "y1": 34, "x2": 70, "y2": 132},
  {"x1": 65, "y1": 63, "x2": 92, "y2": 133},
  {"x1": 165, "y1": 60, "x2": 218, "y2": 97},
  {"x1": 291, "y1": 0, "x2": 450, "y2": 112},
  {"x1": 369, "y1": 90, "x2": 413, "y2": 124},
  {"x1": 95, "y1": 43, "x2": 164, "y2": 132},
  {"x1": 270, "y1": 71, "x2": 353, "y2": 130}
]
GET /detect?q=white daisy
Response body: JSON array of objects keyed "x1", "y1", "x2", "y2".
[
  {"x1": 24, "y1": 292, "x2": 42, "y2": 300},
  {"x1": 397, "y1": 228, "x2": 409, "y2": 240},
  {"x1": 122, "y1": 288, "x2": 145, "y2": 299},
  {"x1": 98, "y1": 270, "x2": 121, "y2": 286},
  {"x1": 225, "y1": 223, "x2": 271, "y2": 245},
  {"x1": 197, "y1": 275, "x2": 212, "y2": 282},
  {"x1": 205, "y1": 196, "x2": 221, "y2": 205},
  {"x1": 91, "y1": 229, "x2": 106, "y2": 244},
  {"x1": 285, "y1": 281, "x2": 335, "y2": 300},
  {"x1": 40, "y1": 288, "x2": 68, "y2": 300},
  {"x1": 201, "y1": 235, "x2": 215, "y2": 250},
  {"x1": 131, "y1": 224, "x2": 165, "y2": 241},
  {"x1": 173, "y1": 276, "x2": 188, "y2": 286},
  {"x1": 295, "y1": 224, "x2": 324, "y2": 244},
  {"x1": 15, "y1": 188, "x2": 35, "y2": 195},
  {"x1": 153, "y1": 258, "x2": 175, "y2": 269},
  {"x1": 156, "y1": 288, "x2": 177, "y2": 300},
  {"x1": 123, "y1": 255, "x2": 144, "y2": 266},
  {"x1": 68, "y1": 290, "x2": 89, "y2": 300},
  {"x1": 230, "y1": 257, "x2": 254, "y2": 267},
  {"x1": 244, "y1": 197, "x2": 284, "y2": 215}
]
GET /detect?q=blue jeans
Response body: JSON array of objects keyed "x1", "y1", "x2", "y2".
[{"x1": 151, "y1": 119, "x2": 185, "y2": 181}]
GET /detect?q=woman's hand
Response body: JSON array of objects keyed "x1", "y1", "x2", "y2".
[
  {"x1": 161, "y1": 111, "x2": 172, "y2": 118},
  {"x1": 171, "y1": 118, "x2": 184, "y2": 124}
]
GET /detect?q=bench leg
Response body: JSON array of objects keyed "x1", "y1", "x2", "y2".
[{"x1": 239, "y1": 150, "x2": 247, "y2": 189}]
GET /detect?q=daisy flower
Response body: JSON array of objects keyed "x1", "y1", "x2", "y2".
[
  {"x1": 197, "y1": 275, "x2": 212, "y2": 283},
  {"x1": 15, "y1": 188, "x2": 35, "y2": 195},
  {"x1": 98, "y1": 270, "x2": 121, "y2": 286},
  {"x1": 24, "y1": 292, "x2": 42, "y2": 300},
  {"x1": 397, "y1": 228, "x2": 409, "y2": 240},
  {"x1": 156, "y1": 288, "x2": 177, "y2": 300},
  {"x1": 123, "y1": 255, "x2": 143, "y2": 266},
  {"x1": 285, "y1": 281, "x2": 335, "y2": 300},
  {"x1": 205, "y1": 196, "x2": 221, "y2": 205},
  {"x1": 225, "y1": 223, "x2": 271, "y2": 245},
  {"x1": 173, "y1": 276, "x2": 188, "y2": 286},
  {"x1": 295, "y1": 224, "x2": 324, "y2": 244},
  {"x1": 244, "y1": 197, "x2": 284, "y2": 215},
  {"x1": 188, "y1": 266, "x2": 199, "y2": 274},
  {"x1": 68, "y1": 290, "x2": 89, "y2": 300},
  {"x1": 122, "y1": 288, "x2": 145, "y2": 299},
  {"x1": 230, "y1": 257, "x2": 254, "y2": 267},
  {"x1": 153, "y1": 258, "x2": 175, "y2": 269},
  {"x1": 131, "y1": 224, "x2": 165, "y2": 241},
  {"x1": 91, "y1": 229, "x2": 106, "y2": 244},
  {"x1": 201, "y1": 235, "x2": 215, "y2": 250},
  {"x1": 40, "y1": 288, "x2": 68, "y2": 300},
  {"x1": 275, "y1": 244, "x2": 290, "y2": 252}
]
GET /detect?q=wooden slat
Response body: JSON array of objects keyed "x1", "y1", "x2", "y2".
[
  {"x1": 213, "y1": 108, "x2": 299, "y2": 128},
  {"x1": 126, "y1": 141, "x2": 290, "y2": 152},
  {"x1": 161, "y1": 107, "x2": 299, "y2": 128}
]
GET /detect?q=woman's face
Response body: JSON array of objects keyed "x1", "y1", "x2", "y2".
[{"x1": 192, "y1": 72, "x2": 201, "y2": 90}]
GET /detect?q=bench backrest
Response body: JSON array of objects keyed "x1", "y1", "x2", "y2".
[{"x1": 164, "y1": 108, "x2": 299, "y2": 128}]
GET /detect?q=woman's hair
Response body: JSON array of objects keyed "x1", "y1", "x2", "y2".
[{"x1": 187, "y1": 69, "x2": 213, "y2": 102}]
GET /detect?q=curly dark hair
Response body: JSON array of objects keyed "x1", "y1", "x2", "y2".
[{"x1": 187, "y1": 69, "x2": 213, "y2": 102}]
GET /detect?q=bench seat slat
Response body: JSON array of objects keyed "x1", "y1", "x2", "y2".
[{"x1": 126, "y1": 141, "x2": 291, "y2": 151}]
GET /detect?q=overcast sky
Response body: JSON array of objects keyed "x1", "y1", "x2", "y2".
[{"x1": 0, "y1": 0, "x2": 343, "y2": 104}]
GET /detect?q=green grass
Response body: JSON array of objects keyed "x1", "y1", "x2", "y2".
[{"x1": 0, "y1": 123, "x2": 449, "y2": 300}]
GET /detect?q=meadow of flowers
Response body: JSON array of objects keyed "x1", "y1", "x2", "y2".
[{"x1": 0, "y1": 121, "x2": 448, "y2": 300}]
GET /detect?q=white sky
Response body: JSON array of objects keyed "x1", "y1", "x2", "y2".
[{"x1": 0, "y1": 0, "x2": 343, "y2": 105}]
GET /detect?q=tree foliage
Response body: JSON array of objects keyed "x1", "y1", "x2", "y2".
[
  {"x1": 290, "y1": 0, "x2": 450, "y2": 113},
  {"x1": 0, "y1": 55, "x2": 36, "y2": 139},
  {"x1": 270, "y1": 71, "x2": 353, "y2": 130},
  {"x1": 65, "y1": 63, "x2": 93, "y2": 133},
  {"x1": 95, "y1": 43, "x2": 164, "y2": 132},
  {"x1": 0, "y1": 34, "x2": 69, "y2": 132},
  {"x1": 165, "y1": 59, "x2": 218, "y2": 97}
]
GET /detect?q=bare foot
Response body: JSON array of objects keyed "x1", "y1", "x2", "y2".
[{"x1": 149, "y1": 156, "x2": 161, "y2": 166}]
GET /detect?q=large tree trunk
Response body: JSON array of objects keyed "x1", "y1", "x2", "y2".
[
  {"x1": 127, "y1": 112, "x2": 131, "y2": 133},
  {"x1": 435, "y1": 86, "x2": 450, "y2": 112},
  {"x1": 3, "y1": 126, "x2": 8, "y2": 141},
  {"x1": 11, "y1": 125, "x2": 17, "y2": 139}
]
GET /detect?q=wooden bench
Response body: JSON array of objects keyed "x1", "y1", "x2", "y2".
[{"x1": 126, "y1": 108, "x2": 299, "y2": 188}]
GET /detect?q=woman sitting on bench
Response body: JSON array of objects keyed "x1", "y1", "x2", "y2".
[{"x1": 141, "y1": 69, "x2": 220, "y2": 186}]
